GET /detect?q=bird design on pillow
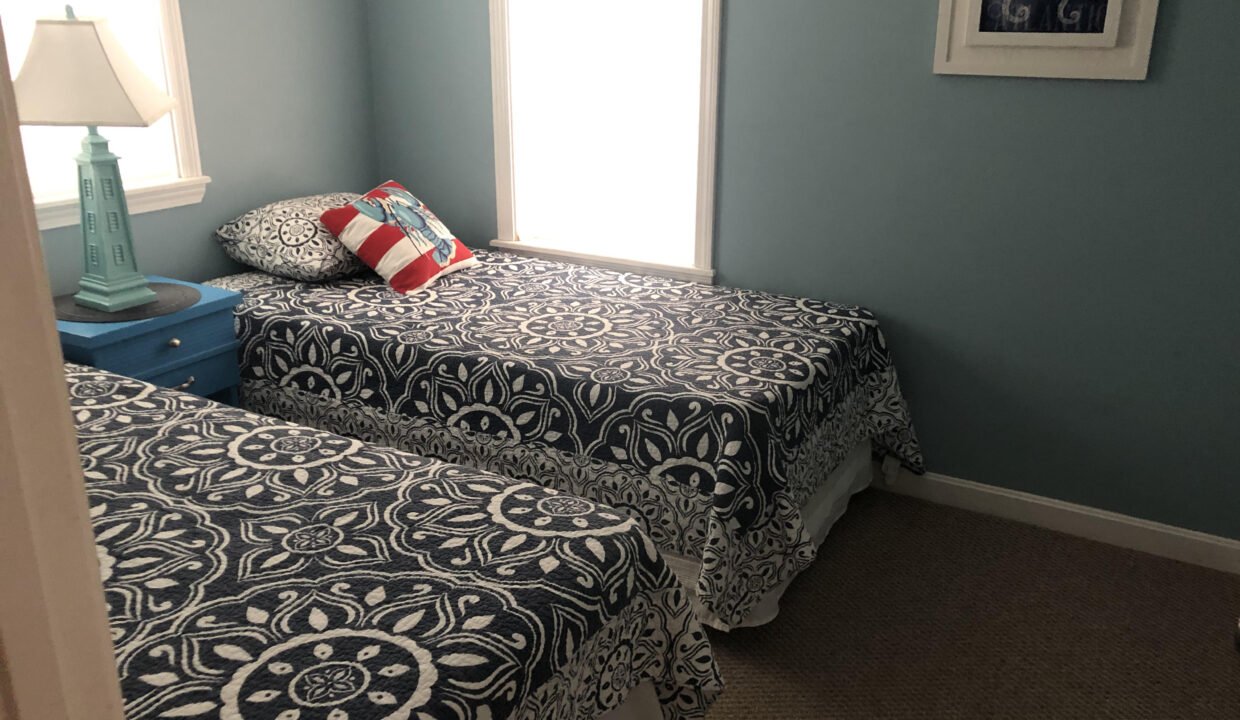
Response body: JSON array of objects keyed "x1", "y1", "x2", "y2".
[{"x1": 353, "y1": 185, "x2": 457, "y2": 265}]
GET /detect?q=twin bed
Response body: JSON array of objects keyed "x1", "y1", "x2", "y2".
[
  {"x1": 70, "y1": 363, "x2": 721, "y2": 720},
  {"x1": 74, "y1": 245, "x2": 920, "y2": 717},
  {"x1": 209, "y1": 249, "x2": 924, "y2": 630}
]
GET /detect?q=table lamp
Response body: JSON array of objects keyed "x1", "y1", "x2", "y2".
[{"x1": 13, "y1": 5, "x2": 188, "y2": 317}]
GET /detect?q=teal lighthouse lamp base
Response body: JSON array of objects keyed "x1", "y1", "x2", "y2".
[{"x1": 72, "y1": 125, "x2": 158, "y2": 313}]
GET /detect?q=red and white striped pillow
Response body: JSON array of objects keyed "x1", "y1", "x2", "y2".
[{"x1": 320, "y1": 181, "x2": 477, "y2": 294}]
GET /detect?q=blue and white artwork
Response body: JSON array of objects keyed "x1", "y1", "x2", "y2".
[{"x1": 979, "y1": 0, "x2": 1111, "y2": 34}]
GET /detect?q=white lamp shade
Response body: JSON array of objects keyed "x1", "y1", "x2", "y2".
[{"x1": 13, "y1": 17, "x2": 175, "y2": 127}]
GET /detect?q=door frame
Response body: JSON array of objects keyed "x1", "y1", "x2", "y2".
[{"x1": 0, "y1": 22, "x2": 126, "y2": 720}]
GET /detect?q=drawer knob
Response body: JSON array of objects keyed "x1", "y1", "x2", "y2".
[
  {"x1": 167, "y1": 337, "x2": 182, "y2": 348},
  {"x1": 172, "y1": 376, "x2": 196, "y2": 391}
]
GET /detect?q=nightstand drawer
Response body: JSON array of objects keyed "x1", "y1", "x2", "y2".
[
  {"x1": 141, "y1": 347, "x2": 240, "y2": 398},
  {"x1": 68, "y1": 309, "x2": 237, "y2": 377}
]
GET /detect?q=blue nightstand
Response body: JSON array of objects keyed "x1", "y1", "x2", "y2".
[{"x1": 57, "y1": 276, "x2": 243, "y2": 404}]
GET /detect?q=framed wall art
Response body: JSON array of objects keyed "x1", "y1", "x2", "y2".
[{"x1": 934, "y1": 0, "x2": 1160, "y2": 80}]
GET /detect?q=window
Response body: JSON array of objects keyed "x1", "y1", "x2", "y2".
[
  {"x1": 1, "y1": 0, "x2": 207, "y2": 230},
  {"x1": 489, "y1": 0, "x2": 720, "y2": 282}
]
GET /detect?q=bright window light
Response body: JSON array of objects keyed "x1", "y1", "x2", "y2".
[
  {"x1": 506, "y1": 0, "x2": 704, "y2": 270},
  {"x1": 2, "y1": 0, "x2": 178, "y2": 202}
]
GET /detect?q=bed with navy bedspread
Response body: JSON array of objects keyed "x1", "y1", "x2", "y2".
[
  {"x1": 209, "y1": 250, "x2": 924, "y2": 629},
  {"x1": 68, "y1": 363, "x2": 720, "y2": 719}
]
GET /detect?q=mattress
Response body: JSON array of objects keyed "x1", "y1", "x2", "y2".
[
  {"x1": 68, "y1": 363, "x2": 721, "y2": 719},
  {"x1": 210, "y1": 249, "x2": 923, "y2": 629}
]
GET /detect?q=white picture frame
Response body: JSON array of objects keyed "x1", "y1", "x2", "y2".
[{"x1": 935, "y1": 0, "x2": 1160, "y2": 80}]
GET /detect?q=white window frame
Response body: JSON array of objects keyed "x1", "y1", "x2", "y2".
[
  {"x1": 487, "y1": 0, "x2": 720, "y2": 283},
  {"x1": 31, "y1": 0, "x2": 209, "y2": 231}
]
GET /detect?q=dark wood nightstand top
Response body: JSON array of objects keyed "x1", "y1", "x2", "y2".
[
  {"x1": 57, "y1": 276, "x2": 241, "y2": 349},
  {"x1": 57, "y1": 276, "x2": 242, "y2": 402}
]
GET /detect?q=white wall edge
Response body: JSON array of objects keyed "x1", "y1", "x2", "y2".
[
  {"x1": 35, "y1": 175, "x2": 210, "y2": 231},
  {"x1": 877, "y1": 468, "x2": 1240, "y2": 576},
  {"x1": 692, "y1": 0, "x2": 722, "y2": 273},
  {"x1": 490, "y1": 238, "x2": 715, "y2": 284},
  {"x1": 487, "y1": 0, "x2": 516, "y2": 244}
]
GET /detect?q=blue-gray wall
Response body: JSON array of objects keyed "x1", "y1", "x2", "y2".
[
  {"x1": 713, "y1": 1, "x2": 1240, "y2": 541},
  {"x1": 368, "y1": 0, "x2": 495, "y2": 243},
  {"x1": 365, "y1": 0, "x2": 1240, "y2": 538},
  {"x1": 38, "y1": 1, "x2": 1238, "y2": 538},
  {"x1": 40, "y1": 0, "x2": 378, "y2": 294}
]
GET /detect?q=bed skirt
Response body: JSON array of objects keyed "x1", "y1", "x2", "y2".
[
  {"x1": 661, "y1": 442, "x2": 873, "y2": 628},
  {"x1": 601, "y1": 682, "x2": 663, "y2": 720}
]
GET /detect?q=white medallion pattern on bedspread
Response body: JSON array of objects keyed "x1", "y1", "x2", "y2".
[
  {"x1": 68, "y1": 364, "x2": 721, "y2": 719},
  {"x1": 209, "y1": 249, "x2": 923, "y2": 628}
]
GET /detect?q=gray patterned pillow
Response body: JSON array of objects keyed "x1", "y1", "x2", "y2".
[{"x1": 216, "y1": 193, "x2": 366, "y2": 281}]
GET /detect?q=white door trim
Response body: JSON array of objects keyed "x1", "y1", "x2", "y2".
[{"x1": 0, "y1": 25, "x2": 125, "y2": 720}]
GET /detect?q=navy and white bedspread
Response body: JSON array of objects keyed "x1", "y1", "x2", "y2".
[
  {"x1": 68, "y1": 364, "x2": 720, "y2": 719},
  {"x1": 209, "y1": 250, "x2": 924, "y2": 628}
]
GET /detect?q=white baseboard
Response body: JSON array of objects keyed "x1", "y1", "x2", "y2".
[{"x1": 876, "y1": 468, "x2": 1240, "y2": 576}]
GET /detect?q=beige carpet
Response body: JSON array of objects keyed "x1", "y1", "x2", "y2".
[{"x1": 705, "y1": 490, "x2": 1240, "y2": 719}]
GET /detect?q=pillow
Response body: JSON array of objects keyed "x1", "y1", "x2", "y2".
[
  {"x1": 320, "y1": 180, "x2": 477, "y2": 294},
  {"x1": 216, "y1": 193, "x2": 366, "y2": 281}
]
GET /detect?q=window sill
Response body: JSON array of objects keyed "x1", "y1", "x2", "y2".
[
  {"x1": 489, "y1": 238, "x2": 715, "y2": 284},
  {"x1": 34, "y1": 175, "x2": 211, "y2": 231}
]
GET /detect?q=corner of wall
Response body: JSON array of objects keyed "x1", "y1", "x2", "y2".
[{"x1": 359, "y1": 0, "x2": 384, "y2": 185}]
